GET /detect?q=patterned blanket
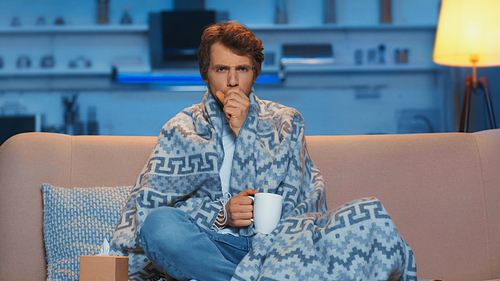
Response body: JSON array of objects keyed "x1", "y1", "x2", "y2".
[
  {"x1": 233, "y1": 197, "x2": 417, "y2": 281},
  {"x1": 109, "y1": 90, "x2": 417, "y2": 280}
]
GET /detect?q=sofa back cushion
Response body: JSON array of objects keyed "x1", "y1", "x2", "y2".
[
  {"x1": 0, "y1": 133, "x2": 155, "y2": 280},
  {"x1": 1, "y1": 130, "x2": 500, "y2": 281},
  {"x1": 307, "y1": 132, "x2": 500, "y2": 281}
]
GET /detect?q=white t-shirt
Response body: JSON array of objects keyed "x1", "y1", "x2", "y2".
[{"x1": 219, "y1": 119, "x2": 239, "y2": 236}]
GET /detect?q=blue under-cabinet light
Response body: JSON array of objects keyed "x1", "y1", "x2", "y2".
[{"x1": 116, "y1": 73, "x2": 280, "y2": 84}]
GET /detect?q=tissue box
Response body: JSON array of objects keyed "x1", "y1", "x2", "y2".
[{"x1": 79, "y1": 255, "x2": 129, "y2": 281}]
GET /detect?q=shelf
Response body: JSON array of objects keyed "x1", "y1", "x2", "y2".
[
  {"x1": 248, "y1": 24, "x2": 437, "y2": 32},
  {"x1": 282, "y1": 63, "x2": 440, "y2": 73},
  {"x1": 0, "y1": 24, "x2": 149, "y2": 34},
  {"x1": 0, "y1": 68, "x2": 111, "y2": 77},
  {"x1": 0, "y1": 23, "x2": 435, "y2": 34},
  {"x1": 0, "y1": 64, "x2": 441, "y2": 79}
]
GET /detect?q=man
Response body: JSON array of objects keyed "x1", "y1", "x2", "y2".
[
  {"x1": 139, "y1": 21, "x2": 265, "y2": 280},
  {"x1": 110, "y1": 21, "x2": 416, "y2": 281}
]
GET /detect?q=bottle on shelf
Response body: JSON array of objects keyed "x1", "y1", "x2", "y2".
[
  {"x1": 380, "y1": 0, "x2": 392, "y2": 23},
  {"x1": 97, "y1": 0, "x2": 109, "y2": 24}
]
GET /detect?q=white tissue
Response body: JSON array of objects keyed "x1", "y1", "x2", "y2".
[{"x1": 98, "y1": 238, "x2": 110, "y2": 255}]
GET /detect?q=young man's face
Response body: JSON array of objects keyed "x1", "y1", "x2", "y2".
[{"x1": 204, "y1": 42, "x2": 256, "y2": 102}]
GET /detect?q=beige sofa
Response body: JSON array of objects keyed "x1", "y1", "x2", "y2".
[{"x1": 1, "y1": 130, "x2": 500, "y2": 281}]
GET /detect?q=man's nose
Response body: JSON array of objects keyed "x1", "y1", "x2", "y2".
[{"x1": 227, "y1": 69, "x2": 238, "y2": 87}]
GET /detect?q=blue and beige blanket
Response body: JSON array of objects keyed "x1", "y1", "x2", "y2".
[{"x1": 110, "y1": 90, "x2": 417, "y2": 280}]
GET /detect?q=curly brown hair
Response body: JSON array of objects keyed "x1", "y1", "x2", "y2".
[{"x1": 198, "y1": 21, "x2": 264, "y2": 81}]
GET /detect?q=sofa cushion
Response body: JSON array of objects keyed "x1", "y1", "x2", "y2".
[{"x1": 42, "y1": 184, "x2": 131, "y2": 281}]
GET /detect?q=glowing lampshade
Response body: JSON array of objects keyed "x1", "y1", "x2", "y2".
[{"x1": 433, "y1": 0, "x2": 500, "y2": 67}]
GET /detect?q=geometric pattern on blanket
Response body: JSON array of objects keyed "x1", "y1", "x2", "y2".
[
  {"x1": 232, "y1": 197, "x2": 418, "y2": 281},
  {"x1": 110, "y1": 90, "x2": 328, "y2": 280},
  {"x1": 109, "y1": 90, "x2": 417, "y2": 280}
]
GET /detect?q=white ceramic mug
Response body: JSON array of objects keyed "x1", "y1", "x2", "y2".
[{"x1": 252, "y1": 193, "x2": 283, "y2": 234}]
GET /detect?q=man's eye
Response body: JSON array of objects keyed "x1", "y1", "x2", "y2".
[
  {"x1": 239, "y1": 67, "x2": 248, "y2": 71},
  {"x1": 217, "y1": 68, "x2": 226, "y2": 72}
]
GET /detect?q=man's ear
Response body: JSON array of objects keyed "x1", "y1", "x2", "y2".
[{"x1": 252, "y1": 70, "x2": 260, "y2": 83}]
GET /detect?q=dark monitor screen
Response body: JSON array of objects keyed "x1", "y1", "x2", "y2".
[
  {"x1": 0, "y1": 115, "x2": 40, "y2": 146},
  {"x1": 161, "y1": 11, "x2": 216, "y2": 62}
]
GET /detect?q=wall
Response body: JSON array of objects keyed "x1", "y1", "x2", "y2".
[{"x1": 0, "y1": 0, "x2": 455, "y2": 139}]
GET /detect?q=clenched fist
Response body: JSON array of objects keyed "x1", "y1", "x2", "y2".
[{"x1": 215, "y1": 89, "x2": 250, "y2": 137}]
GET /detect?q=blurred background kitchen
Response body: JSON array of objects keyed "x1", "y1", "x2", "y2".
[{"x1": 1, "y1": 0, "x2": 499, "y2": 146}]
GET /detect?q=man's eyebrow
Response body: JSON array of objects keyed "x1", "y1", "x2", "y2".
[
  {"x1": 238, "y1": 64, "x2": 252, "y2": 69},
  {"x1": 212, "y1": 64, "x2": 252, "y2": 69},
  {"x1": 212, "y1": 64, "x2": 229, "y2": 69}
]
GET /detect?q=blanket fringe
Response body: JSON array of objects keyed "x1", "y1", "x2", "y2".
[{"x1": 213, "y1": 192, "x2": 232, "y2": 233}]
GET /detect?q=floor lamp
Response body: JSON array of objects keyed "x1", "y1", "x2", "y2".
[{"x1": 433, "y1": 0, "x2": 500, "y2": 132}]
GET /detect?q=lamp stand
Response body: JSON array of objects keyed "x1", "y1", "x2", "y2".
[{"x1": 459, "y1": 75, "x2": 497, "y2": 132}]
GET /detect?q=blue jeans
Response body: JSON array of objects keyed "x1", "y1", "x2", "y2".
[{"x1": 140, "y1": 207, "x2": 252, "y2": 281}]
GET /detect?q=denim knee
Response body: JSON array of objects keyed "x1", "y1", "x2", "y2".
[{"x1": 140, "y1": 207, "x2": 193, "y2": 255}]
